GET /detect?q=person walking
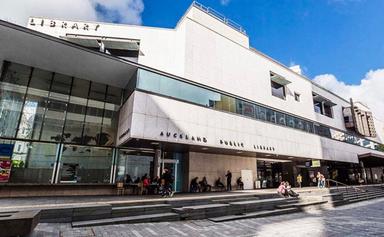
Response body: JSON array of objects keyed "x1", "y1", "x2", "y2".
[
  {"x1": 225, "y1": 170, "x2": 232, "y2": 191},
  {"x1": 296, "y1": 174, "x2": 302, "y2": 188},
  {"x1": 316, "y1": 172, "x2": 322, "y2": 188}
]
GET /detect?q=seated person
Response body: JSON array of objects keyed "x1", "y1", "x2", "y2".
[
  {"x1": 285, "y1": 182, "x2": 299, "y2": 197},
  {"x1": 199, "y1": 176, "x2": 212, "y2": 192},
  {"x1": 215, "y1": 177, "x2": 225, "y2": 189},
  {"x1": 125, "y1": 174, "x2": 133, "y2": 184},
  {"x1": 277, "y1": 181, "x2": 288, "y2": 198},
  {"x1": 190, "y1": 177, "x2": 200, "y2": 192},
  {"x1": 236, "y1": 177, "x2": 244, "y2": 190}
]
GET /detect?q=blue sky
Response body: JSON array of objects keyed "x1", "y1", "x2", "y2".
[{"x1": 142, "y1": 0, "x2": 384, "y2": 85}]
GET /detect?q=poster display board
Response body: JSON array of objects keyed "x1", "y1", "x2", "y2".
[{"x1": 0, "y1": 144, "x2": 14, "y2": 183}]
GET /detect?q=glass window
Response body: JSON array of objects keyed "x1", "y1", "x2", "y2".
[
  {"x1": 255, "y1": 106, "x2": 266, "y2": 121},
  {"x1": 271, "y1": 80, "x2": 285, "y2": 99},
  {"x1": 106, "y1": 86, "x2": 122, "y2": 105},
  {"x1": 59, "y1": 145, "x2": 112, "y2": 183},
  {"x1": 294, "y1": 93, "x2": 300, "y2": 102},
  {"x1": 3, "y1": 140, "x2": 57, "y2": 183},
  {"x1": 17, "y1": 68, "x2": 52, "y2": 140},
  {"x1": 40, "y1": 99, "x2": 67, "y2": 142},
  {"x1": 50, "y1": 73, "x2": 71, "y2": 98},
  {"x1": 89, "y1": 82, "x2": 106, "y2": 101},
  {"x1": 324, "y1": 104, "x2": 333, "y2": 118},
  {"x1": 116, "y1": 150, "x2": 154, "y2": 183},
  {"x1": 100, "y1": 103, "x2": 118, "y2": 146},
  {"x1": 63, "y1": 78, "x2": 89, "y2": 144},
  {"x1": 236, "y1": 100, "x2": 255, "y2": 118},
  {"x1": 83, "y1": 100, "x2": 104, "y2": 145},
  {"x1": 0, "y1": 63, "x2": 31, "y2": 138},
  {"x1": 276, "y1": 112, "x2": 286, "y2": 126},
  {"x1": 286, "y1": 115, "x2": 295, "y2": 128},
  {"x1": 266, "y1": 109, "x2": 276, "y2": 123}
]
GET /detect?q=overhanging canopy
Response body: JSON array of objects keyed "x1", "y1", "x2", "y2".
[
  {"x1": 270, "y1": 72, "x2": 291, "y2": 86},
  {"x1": 0, "y1": 20, "x2": 138, "y2": 88},
  {"x1": 359, "y1": 153, "x2": 384, "y2": 168},
  {"x1": 312, "y1": 93, "x2": 337, "y2": 107}
]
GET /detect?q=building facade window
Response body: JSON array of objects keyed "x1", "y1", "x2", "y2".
[
  {"x1": 1, "y1": 139, "x2": 57, "y2": 183},
  {"x1": 59, "y1": 145, "x2": 113, "y2": 183},
  {"x1": 271, "y1": 80, "x2": 286, "y2": 100},
  {"x1": 313, "y1": 93, "x2": 334, "y2": 118},
  {"x1": 0, "y1": 62, "x2": 31, "y2": 138},
  {"x1": 136, "y1": 68, "x2": 381, "y2": 151},
  {"x1": 0, "y1": 61, "x2": 122, "y2": 146},
  {"x1": 294, "y1": 93, "x2": 300, "y2": 102}
]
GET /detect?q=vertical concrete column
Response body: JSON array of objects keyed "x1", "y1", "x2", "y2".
[
  {"x1": 360, "y1": 161, "x2": 367, "y2": 184},
  {"x1": 153, "y1": 149, "x2": 162, "y2": 178}
]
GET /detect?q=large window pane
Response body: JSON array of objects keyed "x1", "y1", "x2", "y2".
[
  {"x1": 59, "y1": 145, "x2": 112, "y2": 183},
  {"x1": 83, "y1": 100, "x2": 104, "y2": 145},
  {"x1": 17, "y1": 68, "x2": 52, "y2": 140},
  {"x1": 100, "y1": 103, "x2": 118, "y2": 146},
  {"x1": 63, "y1": 78, "x2": 89, "y2": 144},
  {"x1": 236, "y1": 100, "x2": 255, "y2": 118},
  {"x1": 2, "y1": 140, "x2": 57, "y2": 183},
  {"x1": 40, "y1": 99, "x2": 67, "y2": 142},
  {"x1": 256, "y1": 106, "x2": 267, "y2": 121},
  {"x1": 116, "y1": 150, "x2": 153, "y2": 182},
  {"x1": 0, "y1": 63, "x2": 31, "y2": 138},
  {"x1": 276, "y1": 112, "x2": 286, "y2": 126},
  {"x1": 266, "y1": 109, "x2": 276, "y2": 123}
]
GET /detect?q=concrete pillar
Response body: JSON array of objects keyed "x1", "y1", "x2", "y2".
[
  {"x1": 360, "y1": 161, "x2": 367, "y2": 184},
  {"x1": 153, "y1": 149, "x2": 162, "y2": 178}
]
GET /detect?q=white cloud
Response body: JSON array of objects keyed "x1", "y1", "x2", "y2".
[
  {"x1": 313, "y1": 69, "x2": 384, "y2": 142},
  {"x1": 0, "y1": 0, "x2": 144, "y2": 27},
  {"x1": 220, "y1": 0, "x2": 231, "y2": 6}
]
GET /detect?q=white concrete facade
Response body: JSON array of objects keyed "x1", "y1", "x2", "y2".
[{"x1": 27, "y1": 2, "x2": 383, "y2": 166}]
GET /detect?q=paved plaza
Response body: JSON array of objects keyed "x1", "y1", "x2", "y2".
[{"x1": 29, "y1": 198, "x2": 384, "y2": 237}]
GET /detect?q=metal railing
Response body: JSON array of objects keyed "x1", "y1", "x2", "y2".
[
  {"x1": 192, "y1": 1, "x2": 247, "y2": 35},
  {"x1": 326, "y1": 178, "x2": 365, "y2": 197}
]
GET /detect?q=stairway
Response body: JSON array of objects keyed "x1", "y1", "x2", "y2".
[
  {"x1": 72, "y1": 203, "x2": 179, "y2": 227},
  {"x1": 324, "y1": 183, "x2": 384, "y2": 207}
]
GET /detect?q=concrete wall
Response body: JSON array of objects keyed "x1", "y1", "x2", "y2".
[
  {"x1": 120, "y1": 91, "x2": 383, "y2": 164},
  {"x1": 28, "y1": 5, "x2": 380, "y2": 142},
  {"x1": 188, "y1": 152, "x2": 257, "y2": 189}
]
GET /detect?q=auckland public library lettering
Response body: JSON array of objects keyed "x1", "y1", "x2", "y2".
[{"x1": 1, "y1": 60, "x2": 383, "y2": 189}]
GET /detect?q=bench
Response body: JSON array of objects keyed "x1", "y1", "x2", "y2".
[{"x1": 0, "y1": 210, "x2": 41, "y2": 237}]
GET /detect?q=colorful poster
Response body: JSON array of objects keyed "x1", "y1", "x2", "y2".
[
  {"x1": 0, "y1": 144, "x2": 14, "y2": 183},
  {"x1": 0, "y1": 159, "x2": 11, "y2": 182}
]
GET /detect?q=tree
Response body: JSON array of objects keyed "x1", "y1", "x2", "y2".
[{"x1": 378, "y1": 144, "x2": 384, "y2": 152}]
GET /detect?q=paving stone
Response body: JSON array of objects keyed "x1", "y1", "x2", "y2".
[{"x1": 29, "y1": 198, "x2": 384, "y2": 237}]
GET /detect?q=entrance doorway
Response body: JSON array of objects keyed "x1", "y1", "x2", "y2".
[{"x1": 160, "y1": 152, "x2": 187, "y2": 192}]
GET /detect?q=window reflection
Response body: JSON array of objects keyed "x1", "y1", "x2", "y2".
[
  {"x1": 136, "y1": 68, "x2": 382, "y2": 151},
  {"x1": 59, "y1": 145, "x2": 112, "y2": 183},
  {"x1": 0, "y1": 63, "x2": 31, "y2": 138}
]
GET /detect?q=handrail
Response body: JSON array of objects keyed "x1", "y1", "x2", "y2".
[
  {"x1": 326, "y1": 178, "x2": 365, "y2": 195},
  {"x1": 192, "y1": 1, "x2": 247, "y2": 35}
]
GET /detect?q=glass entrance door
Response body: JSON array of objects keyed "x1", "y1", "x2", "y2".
[{"x1": 160, "y1": 159, "x2": 181, "y2": 192}]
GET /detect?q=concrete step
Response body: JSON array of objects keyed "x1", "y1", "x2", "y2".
[
  {"x1": 174, "y1": 203, "x2": 234, "y2": 220},
  {"x1": 229, "y1": 197, "x2": 299, "y2": 213},
  {"x1": 166, "y1": 199, "x2": 212, "y2": 208},
  {"x1": 111, "y1": 201, "x2": 166, "y2": 207},
  {"x1": 111, "y1": 204, "x2": 172, "y2": 217},
  {"x1": 72, "y1": 212, "x2": 180, "y2": 227},
  {"x1": 343, "y1": 192, "x2": 384, "y2": 199},
  {"x1": 211, "y1": 196, "x2": 259, "y2": 204},
  {"x1": 276, "y1": 200, "x2": 328, "y2": 209},
  {"x1": 345, "y1": 193, "x2": 384, "y2": 202},
  {"x1": 208, "y1": 207, "x2": 299, "y2": 222}
]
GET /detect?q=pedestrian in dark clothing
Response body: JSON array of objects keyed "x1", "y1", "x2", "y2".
[
  {"x1": 225, "y1": 170, "x2": 232, "y2": 191},
  {"x1": 190, "y1": 177, "x2": 199, "y2": 192}
]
